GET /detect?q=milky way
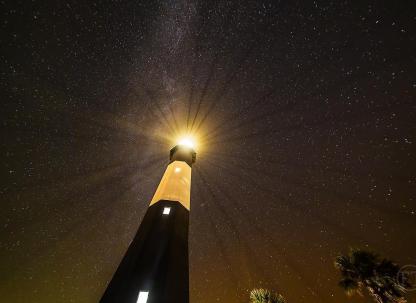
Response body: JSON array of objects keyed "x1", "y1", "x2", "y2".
[{"x1": 1, "y1": 1, "x2": 415, "y2": 302}]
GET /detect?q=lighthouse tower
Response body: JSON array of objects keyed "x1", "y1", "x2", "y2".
[{"x1": 100, "y1": 141, "x2": 196, "y2": 303}]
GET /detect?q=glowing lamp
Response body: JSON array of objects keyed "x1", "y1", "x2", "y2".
[{"x1": 177, "y1": 137, "x2": 195, "y2": 149}]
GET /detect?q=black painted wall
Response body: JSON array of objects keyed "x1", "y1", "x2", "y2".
[{"x1": 100, "y1": 200, "x2": 189, "y2": 303}]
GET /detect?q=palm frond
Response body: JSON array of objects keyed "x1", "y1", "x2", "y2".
[
  {"x1": 250, "y1": 288, "x2": 286, "y2": 303},
  {"x1": 339, "y1": 278, "x2": 359, "y2": 296},
  {"x1": 335, "y1": 249, "x2": 409, "y2": 303}
]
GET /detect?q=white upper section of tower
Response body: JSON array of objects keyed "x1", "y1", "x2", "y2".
[{"x1": 150, "y1": 160, "x2": 192, "y2": 210}]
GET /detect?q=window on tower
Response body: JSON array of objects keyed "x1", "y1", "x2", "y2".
[
  {"x1": 163, "y1": 207, "x2": 171, "y2": 215},
  {"x1": 137, "y1": 291, "x2": 149, "y2": 303}
]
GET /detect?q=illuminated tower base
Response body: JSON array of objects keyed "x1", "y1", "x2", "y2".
[{"x1": 100, "y1": 144, "x2": 196, "y2": 303}]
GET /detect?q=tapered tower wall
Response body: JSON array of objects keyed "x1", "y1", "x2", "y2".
[
  {"x1": 100, "y1": 145, "x2": 195, "y2": 303},
  {"x1": 100, "y1": 201, "x2": 189, "y2": 303}
]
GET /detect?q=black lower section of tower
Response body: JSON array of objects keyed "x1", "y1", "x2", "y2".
[{"x1": 100, "y1": 200, "x2": 189, "y2": 303}]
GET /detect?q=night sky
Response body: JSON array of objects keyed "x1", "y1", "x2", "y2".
[{"x1": 1, "y1": 1, "x2": 416, "y2": 302}]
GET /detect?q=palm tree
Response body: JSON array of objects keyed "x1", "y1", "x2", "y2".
[
  {"x1": 250, "y1": 288, "x2": 286, "y2": 303},
  {"x1": 335, "y1": 248, "x2": 411, "y2": 303}
]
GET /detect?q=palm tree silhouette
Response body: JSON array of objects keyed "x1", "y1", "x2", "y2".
[
  {"x1": 249, "y1": 288, "x2": 286, "y2": 303},
  {"x1": 335, "y1": 248, "x2": 411, "y2": 303}
]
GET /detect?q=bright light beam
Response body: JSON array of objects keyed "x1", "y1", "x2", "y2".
[{"x1": 178, "y1": 137, "x2": 196, "y2": 149}]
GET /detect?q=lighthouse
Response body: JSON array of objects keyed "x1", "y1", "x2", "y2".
[{"x1": 100, "y1": 138, "x2": 196, "y2": 303}]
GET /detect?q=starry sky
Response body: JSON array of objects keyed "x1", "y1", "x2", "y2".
[{"x1": 1, "y1": 1, "x2": 416, "y2": 302}]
